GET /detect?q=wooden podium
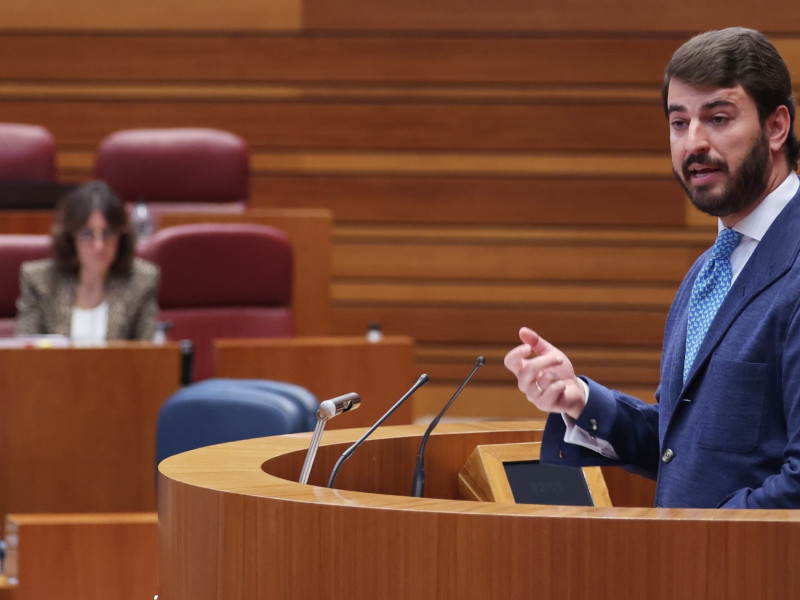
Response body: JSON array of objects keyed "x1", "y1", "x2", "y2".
[{"x1": 158, "y1": 421, "x2": 800, "y2": 600}]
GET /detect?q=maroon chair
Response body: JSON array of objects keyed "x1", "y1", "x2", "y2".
[
  {"x1": 138, "y1": 223, "x2": 294, "y2": 381},
  {"x1": 0, "y1": 123, "x2": 57, "y2": 182},
  {"x1": 0, "y1": 235, "x2": 52, "y2": 336},
  {"x1": 93, "y1": 128, "x2": 249, "y2": 215}
]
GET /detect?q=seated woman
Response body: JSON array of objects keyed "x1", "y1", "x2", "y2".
[{"x1": 15, "y1": 180, "x2": 160, "y2": 342}]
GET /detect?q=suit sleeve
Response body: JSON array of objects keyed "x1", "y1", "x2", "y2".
[
  {"x1": 541, "y1": 377, "x2": 662, "y2": 480},
  {"x1": 15, "y1": 265, "x2": 47, "y2": 336}
]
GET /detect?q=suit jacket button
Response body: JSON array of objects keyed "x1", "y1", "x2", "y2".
[{"x1": 661, "y1": 448, "x2": 674, "y2": 463}]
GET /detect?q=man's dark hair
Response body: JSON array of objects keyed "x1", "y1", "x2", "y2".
[
  {"x1": 661, "y1": 27, "x2": 799, "y2": 170},
  {"x1": 52, "y1": 180, "x2": 136, "y2": 275}
]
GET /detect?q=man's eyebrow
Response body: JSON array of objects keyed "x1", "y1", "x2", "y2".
[
  {"x1": 667, "y1": 99, "x2": 737, "y2": 115},
  {"x1": 667, "y1": 104, "x2": 685, "y2": 115},
  {"x1": 703, "y1": 99, "x2": 736, "y2": 111}
]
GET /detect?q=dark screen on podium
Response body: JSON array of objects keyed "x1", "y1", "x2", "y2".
[{"x1": 504, "y1": 460, "x2": 594, "y2": 506}]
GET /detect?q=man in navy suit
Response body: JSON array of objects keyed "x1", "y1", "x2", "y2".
[{"x1": 505, "y1": 27, "x2": 800, "y2": 508}]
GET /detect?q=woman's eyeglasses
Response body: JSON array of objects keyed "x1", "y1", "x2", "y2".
[{"x1": 75, "y1": 228, "x2": 119, "y2": 244}]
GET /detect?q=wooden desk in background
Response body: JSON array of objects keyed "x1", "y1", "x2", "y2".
[
  {"x1": 0, "y1": 212, "x2": 51, "y2": 235},
  {"x1": 215, "y1": 336, "x2": 416, "y2": 428},
  {"x1": 0, "y1": 577, "x2": 11, "y2": 600},
  {"x1": 2, "y1": 512, "x2": 158, "y2": 600},
  {"x1": 0, "y1": 343, "x2": 181, "y2": 529}
]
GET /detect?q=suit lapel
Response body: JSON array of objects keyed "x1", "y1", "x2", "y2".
[{"x1": 682, "y1": 189, "x2": 800, "y2": 389}]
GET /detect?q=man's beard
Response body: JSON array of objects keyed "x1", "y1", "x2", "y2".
[{"x1": 673, "y1": 131, "x2": 770, "y2": 218}]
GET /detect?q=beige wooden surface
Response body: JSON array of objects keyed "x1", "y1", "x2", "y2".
[
  {"x1": 158, "y1": 421, "x2": 800, "y2": 600},
  {"x1": 215, "y1": 335, "x2": 416, "y2": 428}
]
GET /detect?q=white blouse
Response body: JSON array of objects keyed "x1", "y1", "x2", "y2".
[{"x1": 70, "y1": 301, "x2": 109, "y2": 343}]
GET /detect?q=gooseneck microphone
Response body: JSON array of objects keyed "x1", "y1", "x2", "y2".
[
  {"x1": 299, "y1": 392, "x2": 361, "y2": 484},
  {"x1": 411, "y1": 357, "x2": 485, "y2": 498},
  {"x1": 327, "y1": 374, "x2": 429, "y2": 489}
]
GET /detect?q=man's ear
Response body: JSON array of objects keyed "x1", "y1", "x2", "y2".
[{"x1": 765, "y1": 105, "x2": 791, "y2": 154}]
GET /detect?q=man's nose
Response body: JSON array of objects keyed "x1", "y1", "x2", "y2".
[{"x1": 685, "y1": 121, "x2": 711, "y2": 154}]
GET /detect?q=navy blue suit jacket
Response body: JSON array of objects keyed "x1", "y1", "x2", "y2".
[{"x1": 542, "y1": 176, "x2": 800, "y2": 508}]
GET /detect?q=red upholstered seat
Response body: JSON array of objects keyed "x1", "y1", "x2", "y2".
[
  {"x1": 138, "y1": 223, "x2": 294, "y2": 381},
  {"x1": 93, "y1": 128, "x2": 249, "y2": 214},
  {"x1": 0, "y1": 235, "x2": 52, "y2": 336},
  {"x1": 0, "y1": 123, "x2": 57, "y2": 182}
]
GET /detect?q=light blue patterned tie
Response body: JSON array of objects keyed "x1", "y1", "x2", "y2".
[{"x1": 683, "y1": 228, "x2": 743, "y2": 382}]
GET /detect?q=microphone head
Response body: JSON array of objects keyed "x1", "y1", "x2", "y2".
[
  {"x1": 476, "y1": 356, "x2": 486, "y2": 367},
  {"x1": 317, "y1": 392, "x2": 360, "y2": 421},
  {"x1": 317, "y1": 400, "x2": 338, "y2": 420}
]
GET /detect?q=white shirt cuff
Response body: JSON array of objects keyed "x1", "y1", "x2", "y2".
[{"x1": 560, "y1": 379, "x2": 618, "y2": 459}]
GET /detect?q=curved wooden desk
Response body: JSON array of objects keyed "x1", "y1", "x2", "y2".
[{"x1": 159, "y1": 421, "x2": 800, "y2": 600}]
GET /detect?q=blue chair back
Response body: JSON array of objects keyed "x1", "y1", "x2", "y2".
[
  {"x1": 156, "y1": 378, "x2": 318, "y2": 466},
  {"x1": 225, "y1": 379, "x2": 319, "y2": 431}
]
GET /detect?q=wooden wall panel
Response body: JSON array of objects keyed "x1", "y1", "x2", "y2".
[
  {"x1": 1, "y1": 0, "x2": 301, "y2": 31},
  {"x1": 2, "y1": 35, "x2": 799, "y2": 84},
  {"x1": 250, "y1": 176, "x2": 687, "y2": 226},
  {"x1": 333, "y1": 281, "x2": 677, "y2": 309},
  {"x1": 332, "y1": 306, "x2": 668, "y2": 346},
  {"x1": 333, "y1": 236, "x2": 708, "y2": 283},
  {"x1": 0, "y1": 35, "x2": 677, "y2": 84},
  {"x1": 304, "y1": 0, "x2": 800, "y2": 33},
  {"x1": 0, "y1": 100, "x2": 666, "y2": 152},
  {"x1": 6, "y1": 1, "x2": 800, "y2": 34},
  {"x1": 252, "y1": 151, "x2": 672, "y2": 177},
  {"x1": 4, "y1": 11, "x2": 797, "y2": 419}
]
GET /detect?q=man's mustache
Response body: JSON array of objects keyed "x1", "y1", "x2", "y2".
[{"x1": 682, "y1": 154, "x2": 728, "y2": 179}]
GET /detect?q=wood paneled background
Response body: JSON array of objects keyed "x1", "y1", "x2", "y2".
[{"x1": 2, "y1": 3, "x2": 799, "y2": 419}]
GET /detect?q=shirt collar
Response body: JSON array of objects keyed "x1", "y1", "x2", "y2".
[{"x1": 722, "y1": 173, "x2": 800, "y2": 241}]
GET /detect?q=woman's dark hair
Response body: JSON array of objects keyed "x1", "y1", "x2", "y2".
[
  {"x1": 52, "y1": 180, "x2": 136, "y2": 275},
  {"x1": 661, "y1": 27, "x2": 799, "y2": 170}
]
